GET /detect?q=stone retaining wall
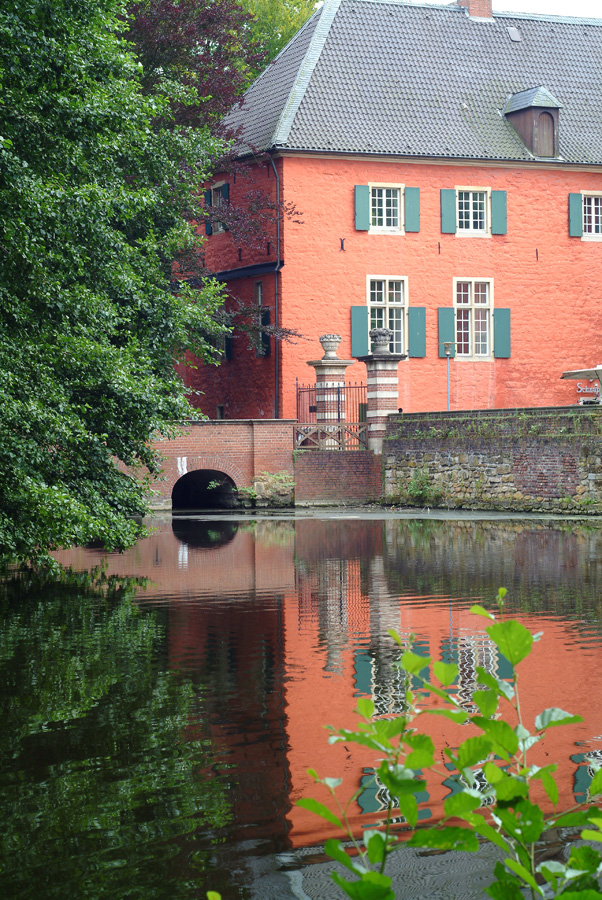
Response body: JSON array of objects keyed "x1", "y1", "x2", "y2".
[{"x1": 383, "y1": 406, "x2": 602, "y2": 514}]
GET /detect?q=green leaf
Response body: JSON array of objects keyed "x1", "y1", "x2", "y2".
[
  {"x1": 405, "y1": 733, "x2": 435, "y2": 768},
  {"x1": 557, "y1": 892, "x2": 602, "y2": 900},
  {"x1": 331, "y1": 870, "x2": 395, "y2": 900},
  {"x1": 324, "y1": 777, "x2": 343, "y2": 790},
  {"x1": 401, "y1": 649, "x2": 432, "y2": 675},
  {"x1": 325, "y1": 839, "x2": 367, "y2": 875},
  {"x1": 496, "y1": 799, "x2": 544, "y2": 843},
  {"x1": 444, "y1": 791, "x2": 482, "y2": 818},
  {"x1": 475, "y1": 668, "x2": 515, "y2": 701},
  {"x1": 504, "y1": 858, "x2": 543, "y2": 895},
  {"x1": 486, "y1": 620, "x2": 533, "y2": 667},
  {"x1": 377, "y1": 762, "x2": 426, "y2": 798},
  {"x1": 472, "y1": 717, "x2": 518, "y2": 757},
  {"x1": 297, "y1": 798, "x2": 344, "y2": 830},
  {"x1": 397, "y1": 793, "x2": 419, "y2": 828},
  {"x1": 580, "y1": 830, "x2": 602, "y2": 843},
  {"x1": 456, "y1": 735, "x2": 493, "y2": 769},
  {"x1": 207, "y1": 893, "x2": 222, "y2": 900},
  {"x1": 433, "y1": 660, "x2": 458, "y2": 685},
  {"x1": 426, "y1": 708, "x2": 469, "y2": 724},
  {"x1": 532, "y1": 765, "x2": 559, "y2": 805},
  {"x1": 589, "y1": 767, "x2": 602, "y2": 797},
  {"x1": 408, "y1": 826, "x2": 479, "y2": 852},
  {"x1": 364, "y1": 830, "x2": 387, "y2": 865},
  {"x1": 470, "y1": 604, "x2": 495, "y2": 620},
  {"x1": 549, "y1": 810, "x2": 595, "y2": 828},
  {"x1": 465, "y1": 813, "x2": 511, "y2": 853},
  {"x1": 357, "y1": 697, "x2": 375, "y2": 719},
  {"x1": 473, "y1": 689, "x2": 498, "y2": 719},
  {"x1": 534, "y1": 707, "x2": 583, "y2": 730}
]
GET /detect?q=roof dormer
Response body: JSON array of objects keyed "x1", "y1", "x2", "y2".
[{"x1": 504, "y1": 87, "x2": 562, "y2": 158}]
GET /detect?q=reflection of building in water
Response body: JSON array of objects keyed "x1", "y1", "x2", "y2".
[
  {"x1": 297, "y1": 558, "x2": 351, "y2": 674},
  {"x1": 453, "y1": 632, "x2": 499, "y2": 716}
]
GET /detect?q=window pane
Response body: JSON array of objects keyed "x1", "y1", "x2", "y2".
[
  {"x1": 371, "y1": 188, "x2": 383, "y2": 227},
  {"x1": 474, "y1": 309, "x2": 489, "y2": 355},
  {"x1": 456, "y1": 282, "x2": 470, "y2": 305},
  {"x1": 474, "y1": 282, "x2": 489, "y2": 305},
  {"x1": 370, "y1": 307, "x2": 385, "y2": 331},
  {"x1": 388, "y1": 307, "x2": 403, "y2": 353},
  {"x1": 456, "y1": 309, "x2": 470, "y2": 354},
  {"x1": 472, "y1": 192, "x2": 486, "y2": 230},
  {"x1": 370, "y1": 280, "x2": 385, "y2": 304},
  {"x1": 458, "y1": 191, "x2": 470, "y2": 229},
  {"x1": 388, "y1": 281, "x2": 404, "y2": 304},
  {"x1": 584, "y1": 196, "x2": 602, "y2": 235},
  {"x1": 384, "y1": 189, "x2": 399, "y2": 228}
]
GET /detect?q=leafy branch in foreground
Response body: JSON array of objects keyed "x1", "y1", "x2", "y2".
[{"x1": 298, "y1": 589, "x2": 602, "y2": 900}]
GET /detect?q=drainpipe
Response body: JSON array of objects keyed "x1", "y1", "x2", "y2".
[{"x1": 269, "y1": 151, "x2": 281, "y2": 418}]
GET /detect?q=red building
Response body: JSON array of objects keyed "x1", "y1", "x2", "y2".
[{"x1": 189, "y1": 0, "x2": 602, "y2": 420}]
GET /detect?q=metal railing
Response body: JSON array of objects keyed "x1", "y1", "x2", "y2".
[{"x1": 296, "y1": 380, "x2": 367, "y2": 423}]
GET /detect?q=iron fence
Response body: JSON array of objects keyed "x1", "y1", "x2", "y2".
[{"x1": 295, "y1": 380, "x2": 367, "y2": 424}]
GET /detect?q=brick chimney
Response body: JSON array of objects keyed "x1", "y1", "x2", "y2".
[{"x1": 457, "y1": 0, "x2": 493, "y2": 17}]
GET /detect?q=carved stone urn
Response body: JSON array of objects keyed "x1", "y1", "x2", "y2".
[
  {"x1": 319, "y1": 333, "x2": 342, "y2": 359},
  {"x1": 369, "y1": 328, "x2": 393, "y2": 356}
]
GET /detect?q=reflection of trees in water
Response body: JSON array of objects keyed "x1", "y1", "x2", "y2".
[
  {"x1": 0, "y1": 572, "x2": 234, "y2": 900},
  {"x1": 382, "y1": 519, "x2": 602, "y2": 618}
]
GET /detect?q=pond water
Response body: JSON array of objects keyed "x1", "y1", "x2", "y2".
[{"x1": 3, "y1": 512, "x2": 602, "y2": 899}]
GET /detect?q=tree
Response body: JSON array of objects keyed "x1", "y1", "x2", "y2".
[
  {"x1": 127, "y1": 0, "x2": 266, "y2": 131},
  {"x1": 0, "y1": 0, "x2": 227, "y2": 565},
  {"x1": 241, "y1": 0, "x2": 318, "y2": 74}
]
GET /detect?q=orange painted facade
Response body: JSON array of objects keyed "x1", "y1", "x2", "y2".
[{"x1": 193, "y1": 153, "x2": 602, "y2": 420}]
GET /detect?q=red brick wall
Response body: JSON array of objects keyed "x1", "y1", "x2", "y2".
[
  {"x1": 294, "y1": 451, "x2": 382, "y2": 505},
  {"x1": 149, "y1": 420, "x2": 295, "y2": 507}
]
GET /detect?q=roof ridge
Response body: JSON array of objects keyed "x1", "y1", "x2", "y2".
[
  {"x1": 333, "y1": 0, "x2": 602, "y2": 25},
  {"x1": 272, "y1": 0, "x2": 343, "y2": 147}
]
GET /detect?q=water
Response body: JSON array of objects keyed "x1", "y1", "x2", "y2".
[{"x1": 2, "y1": 512, "x2": 602, "y2": 899}]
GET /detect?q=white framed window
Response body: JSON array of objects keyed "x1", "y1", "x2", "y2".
[
  {"x1": 454, "y1": 278, "x2": 493, "y2": 358},
  {"x1": 456, "y1": 187, "x2": 490, "y2": 236},
  {"x1": 367, "y1": 276, "x2": 407, "y2": 353},
  {"x1": 583, "y1": 193, "x2": 602, "y2": 240},
  {"x1": 370, "y1": 185, "x2": 403, "y2": 233}
]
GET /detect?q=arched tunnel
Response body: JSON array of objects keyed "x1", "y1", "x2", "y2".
[{"x1": 171, "y1": 469, "x2": 239, "y2": 511}]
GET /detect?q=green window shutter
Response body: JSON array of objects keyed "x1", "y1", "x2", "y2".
[
  {"x1": 404, "y1": 187, "x2": 420, "y2": 233},
  {"x1": 440, "y1": 189, "x2": 456, "y2": 233},
  {"x1": 351, "y1": 305, "x2": 369, "y2": 357},
  {"x1": 354, "y1": 185, "x2": 370, "y2": 231},
  {"x1": 408, "y1": 307, "x2": 426, "y2": 357},
  {"x1": 204, "y1": 189, "x2": 212, "y2": 236},
  {"x1": 221, "y1": 183, "x2": 229, "y2": 202},
  {"x1": 224, "y1": 336, "x2": 234, "y2": 360},
  {"x1": 569, "y1": 193, "x2": 583, "y2": 237},
  {"x1": 491, "y1": 190, "x2": 507, "y2": 234},
  {"x1": 438, "y1": 308, "x2": 455, "y2": 357},
  {"x1": 493, "y1": 308, "x2": 511, "y2": 358}
]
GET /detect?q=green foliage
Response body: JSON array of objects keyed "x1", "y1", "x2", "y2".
[
  {"x1": 0, "y1": 568, "x2": 233, "y2": 899},
  {"x1": 0, "y1": 0, "x2": 228, "y2": 564},
  {"x1": 403, "y1": 467, "x2": 443, "y2": 507},
  {"x1": 300, "y1": 588, "x2": 602, "y2": 900},
  {"x1": 241, "y1": 0, "x2": 318, "y2": 73}
]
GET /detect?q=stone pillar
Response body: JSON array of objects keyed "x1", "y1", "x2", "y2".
[
  {"x1": 357, "y1": 328, "x2": 406, "y2": 454},
  {"x1": 306, "y1": 335, "x2": 354, "y2": 424}
]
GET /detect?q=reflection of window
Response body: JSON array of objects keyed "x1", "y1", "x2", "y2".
[
  {"x1": 368, "y1": 276, "x2": 407, "y2": 354},
  {"x1": 454, "y1": 279, "x2": 492, "y2": 358}
]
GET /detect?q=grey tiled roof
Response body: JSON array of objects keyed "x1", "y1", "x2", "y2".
[
  {"x1": 224, "y1": 0, "x2": 602, "y2": 165},
  {"x1": 504, "y1": 86, "x2": 562, "y2": 113}
]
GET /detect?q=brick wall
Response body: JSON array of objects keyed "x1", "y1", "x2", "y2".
[
  {"x1": 384, "y1": 406, "x2": 602, "y2": 513},
  {"x1": 149, "y1": 419, "x2": 295, "y2": 508},
  {"x1": 294, "y1": 450, "x2": 382, "y2": 505}
]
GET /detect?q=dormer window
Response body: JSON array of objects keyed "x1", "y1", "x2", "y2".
[{"x1": 504, "y1": 87, "x2": 561, "y2": 158}]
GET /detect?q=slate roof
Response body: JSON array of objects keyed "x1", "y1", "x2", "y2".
[
  {"x1": 504, "y1": 86, "x2": 562, "y2": 113},
  {"x1": 224, "y1": 0, "x2": 602, "y2": 165}
]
